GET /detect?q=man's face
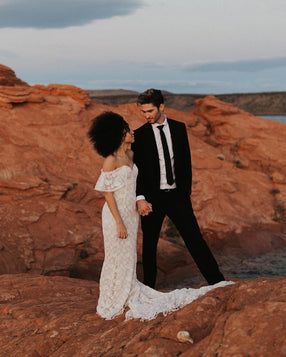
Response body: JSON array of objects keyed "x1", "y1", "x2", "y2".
[{"x1": 139, "y1": 103, "x2": 164, "y2": 124}]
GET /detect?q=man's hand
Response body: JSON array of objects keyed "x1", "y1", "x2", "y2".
[{"x1": 137, "y1": 200, "x2": 152, "y2": 216}]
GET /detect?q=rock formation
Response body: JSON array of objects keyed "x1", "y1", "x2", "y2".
[
  {"x1": 0, "y1": 274, "x2": 285, "y2": 356},
  {"x1": 0, "y1": 64, "x2": 28, "y2": 86},
  {"x1": 0, "y1": 64, "x2": 285, "y2": 287}
]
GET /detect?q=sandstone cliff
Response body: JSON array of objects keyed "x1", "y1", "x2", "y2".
[{"x1": 0, "y1": 64, "x2": 285, "y2": 287}]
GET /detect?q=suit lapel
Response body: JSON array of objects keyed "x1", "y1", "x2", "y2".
[
  {"x1": 141, "y1": 123, "x2": 160, "y2": 182},
  {"x1": 144, "y1": 123, "x2": 160, "y2": 163},
  {"x1": 167, "y1": 118, "x2": 179, "y2": 158},
  {"x1": 144, "y1": 119, "x2": 180, "y2": 169}
]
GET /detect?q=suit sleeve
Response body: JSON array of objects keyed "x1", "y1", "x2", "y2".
[
  {"x1": 182, "y1": 123, "x2": 192, "y2": 195},
  {"x1": 131, "y1": 135, "x2": 145, "y2": 197}
]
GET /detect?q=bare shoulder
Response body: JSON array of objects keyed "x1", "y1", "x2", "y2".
[{"x1": 102, "y1": 155, "x2": 117, "y2": 172}]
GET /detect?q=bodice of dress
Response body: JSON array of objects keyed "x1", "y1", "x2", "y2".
[{"x1": 95, "y1": 164, "x2": 138, "y2": 213}]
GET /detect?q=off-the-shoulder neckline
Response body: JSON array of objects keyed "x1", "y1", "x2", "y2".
[{"x1": 101, "y1": 164, "x2": 136, "y2": 173}]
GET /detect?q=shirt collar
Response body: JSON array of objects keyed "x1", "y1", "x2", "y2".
[{"x1": 152, "y1": 115, "x2": 167, "y2": 128}]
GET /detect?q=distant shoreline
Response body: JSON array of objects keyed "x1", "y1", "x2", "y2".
[{"x1": 88, "y1": 90, "x2": 286, "y2": 115}]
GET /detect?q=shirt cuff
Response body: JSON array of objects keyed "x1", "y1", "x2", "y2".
[{"x1": 136, "y1": 195, "x2": 145, "y2": 201}]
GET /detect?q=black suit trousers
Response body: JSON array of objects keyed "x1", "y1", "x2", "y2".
[{"x1": 141, "y1": 189, "x2": 225, "y2": 288}]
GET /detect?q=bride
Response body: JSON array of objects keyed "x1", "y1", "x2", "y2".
[{"x1": 88, "y1": 111, "x2": 233, "y2": 321}]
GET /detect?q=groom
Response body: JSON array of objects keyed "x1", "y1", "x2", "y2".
[{"x1": 132, "y1": 88, "x2": 225, "y2": 288}]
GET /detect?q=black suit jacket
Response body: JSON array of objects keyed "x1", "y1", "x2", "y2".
[{"x1": 132, "y1": 118, "x2": 192, "y2": 201}]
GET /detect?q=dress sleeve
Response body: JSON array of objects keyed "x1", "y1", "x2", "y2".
[{"x1": 94, "y1": 169, "x2": 125, "y2": 192}]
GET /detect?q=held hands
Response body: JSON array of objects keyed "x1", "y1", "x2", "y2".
[
  {"x1": 137, "y1": 199, "x2": 153, "y2": 216},
  {"x1": 116, "y1": 221, "x2": 128, "y2": 239}
]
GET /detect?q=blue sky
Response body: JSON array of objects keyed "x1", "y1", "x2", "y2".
[{"x1": 0, "y1": 0, "x2": 286, "y2": 94}]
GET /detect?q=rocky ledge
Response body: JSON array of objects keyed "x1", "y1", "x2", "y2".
[
  {"x1": 0, "y1": 64, "x2": 91, "y2": 109},
  {"x1": 0, "y1": 274, "x2": 285, "y2": 356}
]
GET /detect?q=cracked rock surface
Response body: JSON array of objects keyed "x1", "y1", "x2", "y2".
[{"x1": 0, "y1": 274, "x2": 285, "y2": 356}]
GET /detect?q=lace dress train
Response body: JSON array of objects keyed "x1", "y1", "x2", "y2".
[{"x1": 95, "y1": 165, "x2": 233, "y2": 321}]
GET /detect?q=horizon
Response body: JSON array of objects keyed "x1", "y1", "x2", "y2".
[
  {"x1": 86, "y1": 88, "x2": 286, "y2": 95},
  {"x1": 0, "y1": 0, "x2": 286, "y2": 94}
]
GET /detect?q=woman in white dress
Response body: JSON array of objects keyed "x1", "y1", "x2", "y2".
[{"x1": 88, "y1": 111, "x2": 233, "y2": 321}]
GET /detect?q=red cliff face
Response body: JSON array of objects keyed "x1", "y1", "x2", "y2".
[
  {"x1": 0, "y1": 65, "x2": 285, "y2": 286},
  {"x1": 183, "y1": 96, "x2": 286, "y2": 251}
]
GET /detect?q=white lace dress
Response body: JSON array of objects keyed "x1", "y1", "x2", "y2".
[{"x1": 95, "y1": 164, "x2": 233, "y2": 321}]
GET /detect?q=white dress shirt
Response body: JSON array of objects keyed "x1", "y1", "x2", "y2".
[
  {"x1": 152, "y1": 116, "x2": 176, "y2": 190},
  {"x1": 136, "y1": 116, "x2": 176, "y2": 201}
]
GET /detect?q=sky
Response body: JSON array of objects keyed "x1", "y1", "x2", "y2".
[{"x1": 0, "y1": 0, "x2": 286, "y2": 94}]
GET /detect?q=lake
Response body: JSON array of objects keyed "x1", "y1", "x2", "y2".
[
  {"x1": 260, "y1": 115, "x2": 286, "y2": 124},
  {"x1": 165, "y1": 247, "x2": 286, "y2": 289}
]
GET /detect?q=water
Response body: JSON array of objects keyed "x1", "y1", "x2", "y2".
[
  {"x1": 221, "y1": 248, "x2": 286, "y2": 280},
  {"x1": 260, "y1": 115, "x2": 286, "y2": 124},
  {"x1": 163, "y1": 247, "x2": 286, "y2": 289}
]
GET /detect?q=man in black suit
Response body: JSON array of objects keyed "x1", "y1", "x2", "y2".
[{"x1": 132, "y1": 88, "x2": 225, "y2": 288}]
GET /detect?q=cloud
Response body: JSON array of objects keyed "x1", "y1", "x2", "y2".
[
  {"x1": 183, "y1": 57, "x2": 286, "y2": 72},
  {"x1": 0, "y1": 0, "x2": 144, "y2": 29}
]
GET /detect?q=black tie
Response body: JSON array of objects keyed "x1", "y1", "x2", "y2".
[{"x1": 157, "y1": 125, "x2": 174, "y2": 185}]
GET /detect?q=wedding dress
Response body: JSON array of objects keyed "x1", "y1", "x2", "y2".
[{"x1": 95, "y1": 164, "x2": 233, "y2": 321}]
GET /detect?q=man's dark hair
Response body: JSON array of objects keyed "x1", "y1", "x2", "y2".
[
  {"x1": 88, "y1": 111, "x2": 130, "y2": 157},
  {"x1": 137, "y1": 88, "x2": 164, "y2": 108}
]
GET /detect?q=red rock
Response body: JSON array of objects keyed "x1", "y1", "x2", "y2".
[
  {"x1": 0, "y1": 274, "x2": 285, "y2": 356},
  {"x1": 0, "y1": 65, "x2": 285, "y2": 286},
  {"x1": 33, "y1": 83, "x2": 91, "y2": 107},
  {"x1": 0, "y1": 64, "x2": 28, "y2": 86},
  {"x1": 0, "y1": 85, "x2": 44, "y2": 108}
]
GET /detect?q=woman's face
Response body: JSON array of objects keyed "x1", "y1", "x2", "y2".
[{"x1": 123, "y1": 128, "x2": 134, "y2": 144}]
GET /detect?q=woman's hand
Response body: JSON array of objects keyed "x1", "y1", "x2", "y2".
[
  {"x1": 137, "y1": 199, "x2": 152, "y2": 216},
  {"x1": 116, "y1": 221, "x2": 128, "y2": 239}
]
